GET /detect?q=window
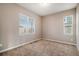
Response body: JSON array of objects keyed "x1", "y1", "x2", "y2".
[
  {"x1": 64, "y1": 15, "x2": 73, "y2": 35},
  {"x1": 19, "y1": 14, "x2": 35, "y2": 35}
]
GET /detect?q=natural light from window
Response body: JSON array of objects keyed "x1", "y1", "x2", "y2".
[{"x1": 19, "y1": 13, "x2": 35, "y2": 35}]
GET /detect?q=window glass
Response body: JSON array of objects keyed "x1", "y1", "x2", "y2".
[
  {"x1": 19, "y1": 14, "x2": 35, "y2": 35},
  {"x1": 64, "y1": 15, "x2": 73, "y2": 35}
]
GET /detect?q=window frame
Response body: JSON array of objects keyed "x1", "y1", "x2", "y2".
[
  {"x1": 18, "y1": 13, "x2": 35, "y2": 35},
  {"x1": 63, "y1": 15, "x2": 73, "y2": 35}
]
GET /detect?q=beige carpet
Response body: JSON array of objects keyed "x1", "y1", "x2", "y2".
[{"x1": 0, "y1": 40, "x2": 78, "y2": 56}]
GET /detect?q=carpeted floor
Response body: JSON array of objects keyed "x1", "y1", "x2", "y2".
[{"x1": 0, "y1": 40, "x2": 78, "y2": 56}]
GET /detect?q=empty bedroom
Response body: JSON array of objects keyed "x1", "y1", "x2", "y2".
[{"x1": 0, "y1": 3, "x2": 79, "y2": 56}]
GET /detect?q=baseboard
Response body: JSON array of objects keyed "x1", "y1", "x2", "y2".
[
  {"x1": 0, "y1": 38, "x2": 41, "y2": 53},
  {"x1": 43, "y1": 38, "x2": 76, "y2": 46},
  {"x1": 0, "y1": 38, "x2": 76, "y2": 53}
]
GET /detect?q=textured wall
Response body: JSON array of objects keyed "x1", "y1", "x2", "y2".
[
  {"x1": 0, "y1": 3, "x2": 41, "y2": 50},
  {"x1": 42, "y1": 9, "x2": 76, "y2": 44}
]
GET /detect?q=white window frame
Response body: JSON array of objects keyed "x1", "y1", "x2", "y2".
[
  {"x1": 18, "y1": 13, "x2": 35, "y2": 35},
  {"x1": 63, "y1": 15, "x2": 73, "y2": 35}
]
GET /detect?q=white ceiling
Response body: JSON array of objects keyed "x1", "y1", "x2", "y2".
[{"x1": 18, "y1": 3, "x2": 77, "y2": 16}]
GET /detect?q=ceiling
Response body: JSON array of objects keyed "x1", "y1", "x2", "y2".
[{"x1": 18, "y1": 3, "x2": 77, "y2": 16}]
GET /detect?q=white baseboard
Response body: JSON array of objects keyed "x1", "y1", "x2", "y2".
[
  {"x1": 0, "y1": 38, "x2": 41, "y2": 53},
  {"x1": 0, "y1": 38, "x2": 76, "y2": 53},
  {"x1": 43, "y1": 38, "x2": 76, "y2": 46}
]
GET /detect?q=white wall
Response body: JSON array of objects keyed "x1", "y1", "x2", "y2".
[
  {"x1": 0, "y1": 3, "x2": 77, "y2": 52},
  {"x1": 42, "y1": 9, "x2": 76, "y2": 44},
  {"x1": 0, "y1": 4, "x2": 41, "y2": 51},
  {"x1": 76, "y1": 4, "x2": 79, "y2": 51}
]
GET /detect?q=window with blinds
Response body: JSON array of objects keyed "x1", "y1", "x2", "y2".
[
  {"x1": 64, "y1": 15, "x2": 73, "y2": 35},
  {"x1": 19, "y1": 14, "x2": 35, "y2": 35}
]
